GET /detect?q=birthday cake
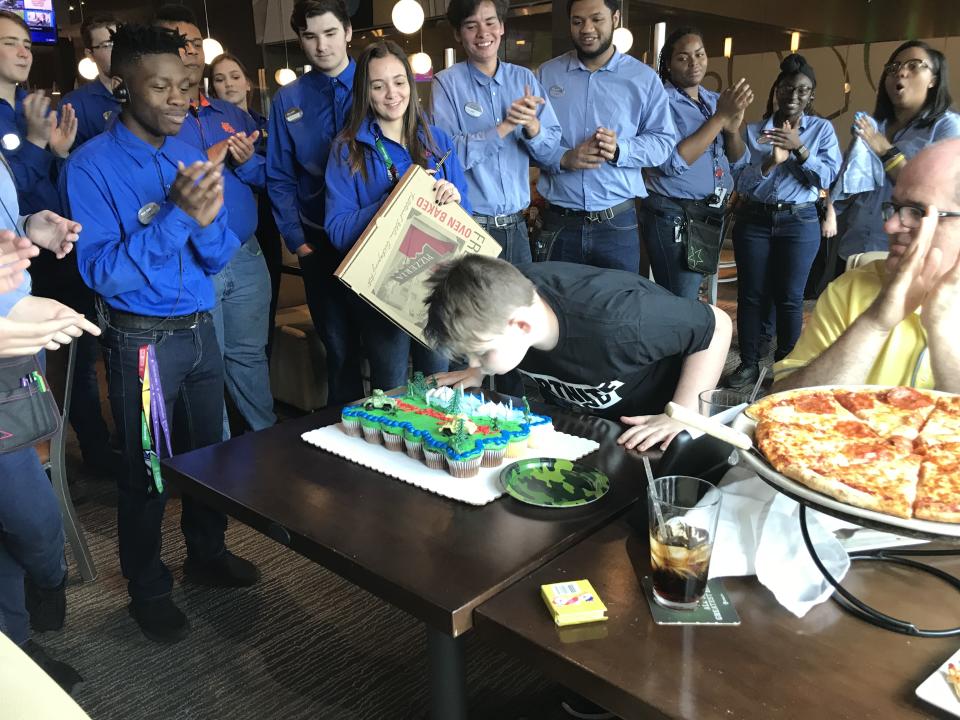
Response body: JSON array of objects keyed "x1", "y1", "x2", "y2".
[{"x1": 340, "y1": 373, "x2": 553, "y2": 478}]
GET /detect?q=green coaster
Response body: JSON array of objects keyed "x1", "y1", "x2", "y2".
[
  {"x1": 642, "y1": 577, "x2": 741, "y2": 625},
  {"x1": 500, "y1": 458, "x2": 610, "y2": 508}
]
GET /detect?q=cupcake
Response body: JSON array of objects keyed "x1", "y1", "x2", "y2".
[
  {"x1": 403, "y1": 427, "x2": 424, "y2": 460},
  {"x1": 360, "y1": 416, "x2": 383, "y2": 445},
  {"x1": 526, "y1": 416, "x2": 554, "y2": 449},
  {"x1": 445, "y1": 442, "x2": 483, "y2": 478},
  {"x1": 480, "y1": 436, "x2": 508, "y2": 468},
  {"x1": 382, "y1": 423, "x2": 404, "y2": 452},
  {"x1": 423, "y1": 443, "x2": 446, "y2": 471},
  {"x1": 505, "y1": 426, "x2": 530, "y2": 458},
  {"x1": 341, "y1": 407, "x2": 363, "y2": 437}
]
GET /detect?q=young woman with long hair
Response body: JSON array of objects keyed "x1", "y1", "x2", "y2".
[{"x1": 324, "y1": 40, "x2": 471, "y2": 391}]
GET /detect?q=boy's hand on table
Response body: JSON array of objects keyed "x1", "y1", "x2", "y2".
[{"x1": 617, "y1": 414, "x2": 685, "y2": 452}]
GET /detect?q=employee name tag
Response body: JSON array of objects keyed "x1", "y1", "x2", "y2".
[
  {"x1": 464, "y1": 102, "x2": 483, "y2": 118},
  {"x1": 138, "y1": 202, "x2": 160, "y2": 225},
  {"x1": 285, "y1": 107, "x2": 304, "y2": 123},
  {"x1": 549, "y1": 85, "x2": 564, "y2": 98}
]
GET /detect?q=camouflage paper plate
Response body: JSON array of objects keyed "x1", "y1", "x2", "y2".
[{"x1": 500, "y1": 458, "x2": 610, "y2": 508}]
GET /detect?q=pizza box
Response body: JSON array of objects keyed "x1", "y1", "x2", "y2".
[
  {"x1": 731, "y1": 385, "x2": 960, "y2": 541},
  {"x1": 334, "y1": 165, "x2": 502, "y2": 347}
]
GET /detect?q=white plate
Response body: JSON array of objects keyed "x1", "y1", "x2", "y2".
[{"x1": 916, "y1": 647, "x2": 960, "y2": 716}]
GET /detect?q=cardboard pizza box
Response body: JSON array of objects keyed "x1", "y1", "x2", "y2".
[{"x1": 334, "y1": 165, "x2": 502, "y2": 346}]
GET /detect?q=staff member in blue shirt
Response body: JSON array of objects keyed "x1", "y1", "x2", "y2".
[
  {"x1": 644, "y1": 27, "x2": 752, "y2": 299},
  {"x1": 268, "y1": 0, "x2": 360, "y2": 403},
  {"x1": 61, "y1": 14, "x2": 121, "y2": 149},
  {"x1": 725, "y1": 54, "x2": 842, "y2": 389},
  {"x1": 210, "y1": 52, "x2": 283, "y2": 358},
  {"x1": 154, "y1": 6, "x2": 276, "y2": 435},
  {"x1": 62, "y1": 24, "x2": 259, "y2": 645},
  {"x1": 432, "y1": 0, "x2": 560, "y2": 265},
  {"x1": 535, "y1": 0, "x2": 675, "y2": 273},
  {"x1": 325, "y1": 40, "x2": 468, "y2": 391},
  {"x1": 832, "y1": 40, "x2": 960, "y2": 268}
]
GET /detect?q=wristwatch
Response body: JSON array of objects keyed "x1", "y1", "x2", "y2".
[{"x1": 792, "y1": 144, "x2": 809, "y2": 162}]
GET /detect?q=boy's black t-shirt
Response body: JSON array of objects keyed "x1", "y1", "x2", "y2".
[{"x1": 515, "y1": 262, "x2": 717, "y2": 419}]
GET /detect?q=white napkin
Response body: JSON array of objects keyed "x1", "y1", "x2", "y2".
[{"x1": 709, "y1": 469, "x2": 850, "y2": 617}]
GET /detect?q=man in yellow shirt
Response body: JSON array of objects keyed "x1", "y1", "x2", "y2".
[{"x1": 773, "y1": 139, "x2": 960, "y2": 392}]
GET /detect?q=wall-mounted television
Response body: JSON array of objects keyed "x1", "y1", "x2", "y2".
[{"x1": 0, "y1": 0, "x2": 58, "y2": 46}]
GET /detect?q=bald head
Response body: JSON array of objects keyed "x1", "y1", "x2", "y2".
[{"x1": 895, "y1": 138, "x2": 960, "y2": 210}]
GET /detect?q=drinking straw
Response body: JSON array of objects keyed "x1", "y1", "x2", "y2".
[
  {"x1": 748, "y1": 367, "x2": 768, "y2": 403},
  {"x1": 643, "y1": 456, "x2": 666, "y2": 531}
]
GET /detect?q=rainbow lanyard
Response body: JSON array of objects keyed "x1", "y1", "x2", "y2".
[
  {"x1": 138, "y1": 345, "x2": 172, "y2": 495},
  {"x1": 372, "y1": 128, "x2": 400, "y2": 184}
]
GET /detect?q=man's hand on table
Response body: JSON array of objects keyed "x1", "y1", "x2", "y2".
[
  {"x1": 617, "y1": 413, "x2": 685, "y2": 451},
  {"x1": 430, "y1": 367, "x2": 485, "y2": 389}
]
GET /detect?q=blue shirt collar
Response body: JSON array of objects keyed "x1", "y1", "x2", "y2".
[
  {"x1": 466, "y1": 60, "x2": 503, "y2": 87},
  {"x1": 566, "y1": 48, "x2": 621, "y2": 73},
  {"x1": 306, "y1": 58, "x2": 356, "y2": 90},
  {"x1": 108, "y1": 116, "x2": 180, "y2": 168}
]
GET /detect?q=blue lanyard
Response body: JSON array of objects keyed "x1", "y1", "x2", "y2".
[{"x1": 686, "y1": 88, "x2": 724, "y2": 183}]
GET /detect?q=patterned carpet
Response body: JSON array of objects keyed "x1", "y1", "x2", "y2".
[{"x1": 38, "y1": 460, "x2": 565, "y2": 720}]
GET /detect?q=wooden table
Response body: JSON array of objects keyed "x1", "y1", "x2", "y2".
[
  {"x1": 476, "y1": 513, "x2": 960, "y2": 719},
  {"x1": 161, "y1": 405, "x2": 646, "y2": 719}
]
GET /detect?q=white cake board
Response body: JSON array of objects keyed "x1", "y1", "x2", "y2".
[{"x1": 301, "y1": 423, "x2": 601, "y2": 506}]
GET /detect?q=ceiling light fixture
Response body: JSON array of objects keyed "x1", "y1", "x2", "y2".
[{"x1": 392, "y1": 0, "x2": 425, "y2": 34}]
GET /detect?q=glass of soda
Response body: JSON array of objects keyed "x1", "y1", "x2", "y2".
[{"x1": 648, "y1": 475, "x2": 723, "y2": 610}]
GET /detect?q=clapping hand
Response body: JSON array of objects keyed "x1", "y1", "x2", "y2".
[
  {"x1": 0, "y1": 232, "x2": 38, "y2": 293},
  {"x1": 759, "y1": 118, "x2": 799, "y2": 166},
  {"x1": 25, "y1": 210, "x2": 81, "y2": 259},
  {"x1": 716, "y1": 78, "x2": 754, "y2": 132},
  {"x1": 49, "y1": 103, "x2": 78, "y2": 158},
  {"x1": 226, "y1": 131, "x2": 260, "y2": 166},
  {"x1": 595, "y1": 127, "x2": 618, "y2": 162},
  {"x1": 506, "y1": 85, "x2": 545, "y2": 138},
  {"x1": 853, "y1": 113, "x2": 892, "y2": 158},
  {"x1": 171, "y1": 161, "x2": 224, "y2": 227}
]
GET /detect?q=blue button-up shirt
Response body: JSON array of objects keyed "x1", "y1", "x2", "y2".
[
  {"x1": 535, "y1": 50, "x2": 676, "y2": 211},
  {"x1": 0, "y1": 155, "x2": 30, "y2": 317},
  {"x1": 645, "y1": 82, "x2": 747, "y2": 199},
  {"x1": 431, "y1": 60, "x2": 561, "y2": 216},
  {"x1": 0, "y1": 87, "x2": 62, "y2": 215},
  {"x1": 735, "y1": 114, "x2": 842, "y2": 203},
  {"x1": 177, "y1": 94, "x2": 264, "y2": 243},
  {"x1": 61, "y1": 79, "x2": 121, "y2": 149},
  {"x1": 324, "y1": 117, "x2": 471, "y2": 255},
  {"x1": 62, "y1": 119, "x2": 240, "y2": 316},
  {"x1": 833, "y1": 111, "x2": 960, "y2": 258},
  {"x1": 267, "y1": 61, "x2": 355, "y2": 252}
]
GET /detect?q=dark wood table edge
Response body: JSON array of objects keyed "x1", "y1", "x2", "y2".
[{"x1": 162, "y1": 449, "x2": 639, "y2": 637}]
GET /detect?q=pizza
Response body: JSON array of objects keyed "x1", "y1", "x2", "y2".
[{"x1": 747, "y1": 387, "x2": 960, "y2": 523}]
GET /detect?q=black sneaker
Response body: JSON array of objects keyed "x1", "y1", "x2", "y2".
[
  {"x1": 22, "y1": 639, "x2": 83, "y2": 694},
  {"x1": 25, "y1": 573, "x2": 66, "y2": 632},
  {"x1": 128, "y1": 596, "x2": 190, "y2": 644},
  {"x1": 183, "y1": 550, "x2": 260, "y2": 588},
  {"x1": 723, "y1": 362, "x2": 760, "y2": 390}
]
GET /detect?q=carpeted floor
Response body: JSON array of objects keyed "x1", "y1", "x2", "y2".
[{"x1": 38, "y1": 458, "x2": 571, "y2": 720}]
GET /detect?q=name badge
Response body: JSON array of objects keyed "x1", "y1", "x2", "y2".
[
  {"x1": 1, "y1": 133, "x2": 20, "y2": 150},
  {"x1": 138, "y1": 202, "x2": 161, "y2": 225},
  {"x1": 464, "y1": 102, "x2": 483, "y2": 118},
  {"x1": 549, "y1": 85, "x2": 564, "y2": 98},
  {"x1": 285, "y1": 107, "x2": 304, "y2": 123}
]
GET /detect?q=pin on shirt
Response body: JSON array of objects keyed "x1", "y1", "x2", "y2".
[
  {"x1": 549, "y1": 85, "x2": 564, "y2": 98},
  {"x1": 464, "y1": 102, "x2": 483, "y2": 118},
  {"x1": 285, "y1": 107, "x2": 304, "y2": 123},
  {"x1": 138, "y1": 202, "x2": 160, "y2": 225}
]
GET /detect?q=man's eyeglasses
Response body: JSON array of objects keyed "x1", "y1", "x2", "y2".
[
  {"x1": 883, "y1": 59, "x2": 931, "y2": 76},
  {"x1": 90, "y1": 41, "x2": 114, "y2": 50},
  {"x1": 881, "y1": 201, "x2": 960, "y2": 229}
]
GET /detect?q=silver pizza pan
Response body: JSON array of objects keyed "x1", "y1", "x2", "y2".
[{"x1": 732, "y1": 411, "x2": 960, "y2": 542}]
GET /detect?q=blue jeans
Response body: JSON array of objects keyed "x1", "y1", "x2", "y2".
[
  {"x1": 542, "y1": 205, "x2": 640, "y2": 272},
  {"x1": 101, "y1": 313, "x2": 227, "y2": 602},
  {"x1": 733, "y1": 204, "x2": 821, "y2": 365},
  {"x1": 211, "y1": 237, "x2": 277, "y2": 435},
  {"x1": 641, "y1": 194, "x2": 705, "y2": 300},
  {"x1": 478, "y1": 221, "x2": 532, "y2": 266},
  {"x1": 0, "y1": 446, "x2": 66, "y2": 645}
]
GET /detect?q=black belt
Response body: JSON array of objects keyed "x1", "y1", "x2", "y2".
[
  {"x1": 106, "y1": 307, "x2": 207, "y2": 331},
  {"x1": 644, "y1": 194, "x2": 725, "y2": 221},
  {"x1": 473, "y1": 212, "x2": 524, "y2": 229},
  {"x1": 547, "y1": 199, "x2": 635, "y2": 223},
  {"x1": 739, "y1": 200, "x2": 816, "y2": 215}
]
